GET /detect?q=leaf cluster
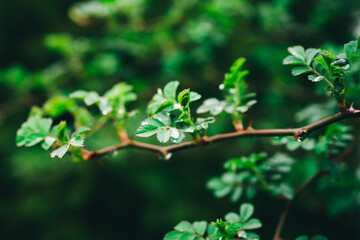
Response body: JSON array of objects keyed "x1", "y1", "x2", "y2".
[{"x1": 164, "y1": 203, "x2": 261, "y2": 240}]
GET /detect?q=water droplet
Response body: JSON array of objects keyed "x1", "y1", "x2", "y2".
[
  {"x1": 111, "y1": 150, "x2": 118, "y2": 158},
  {"x1": 295, "y1": 130, "x2": 308, "y2": 142},
  {"x1": 158, "y1": 152, "x2": 172, "y2": 161},
  {"x1": 219, "y1": 84, "x2": 224, "y2": 90}
]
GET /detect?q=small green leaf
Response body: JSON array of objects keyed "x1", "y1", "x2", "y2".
[
  {"x1": 320, "y1": 50, "x2": 336, "y2": 66},
  {"x1": 345, "y1": 40, "x2": 357, "y2": 58},
  {"x1": 240, "y1": 203, "x2": 254, "y2": 222},
  {"x1": 170, "y1": 129, "x2": 185, "y2": 144},
  {"x1": 207, "y1": 224, "x2": 217, "y2": 236},
  {"x1": 24, "y1": 133, "x2": 45, "y2": 147},
  {"x1": 178, "y1": 89, "x2": 191, "y2": 108},
  {"x1": 214, "y1": 185, "x2": 232, "y2": 198},
  {"x1": 305, "y1": 48, "x2": 320, "y2": 65},
  {"x1": 308, "y1": 74, "x2": 323, "y2": 82},
  {"x1": 56, "y1": 121, "x2": 69, "y2": 143},
  {"x1": 192, "y1": 221, "x2": 207, "y2": 236},
  {"x1": 136, "y1": 124, "x2": 160, "y2": 137},
  {"x1": 157, "y1": 128, "x2": 171, "y2": 143},
  {"x1": 283, "y1": 55, "x2": 305, "y2": 65},
  {"x1": 295, "y1": 236, "x2": 309, "y2": 240},
  {"x1": 314, "y1": 56, "x2": 330, "y2": 73},
  {"x1": 142, "y1": 117, "x2": 166, "y2": 128},
  {"x1": 230, "y1": 187, "x2": 243, "y2": 202},
  {"x1": 163, "y1": 231, "x2": 195, "y2": 240},
  {"x1": 291, "y1": 66, "x2": 313, "y2": 76},
  {"x1": 190, "y1": 91, "x2": 201, "y2": 102},
  {"x1": 246, "y1": 232, "x2": 260, "y2": 240},
  {"x1": 153, "y1": 112, "x2": 171, "y2": 126},
  {"x1": 41, "y1": 136, "x2": 57, "y2": 150},
  {"x1": 174, "y1": 221, "x2": 195, "y2": 233},
  {"x1": 39, "y1": 118, "x2": 53, "y2": 135},
  {"x1": 84, "y1": 91, "x2": 100, "y2": 106},
  {"x1": 164, "y1": 81, "x2": 179, "y2": 101},
  {"x1": 50, "y1": 143, "x2": 70, "y2": 159},
  {"x1": 69, "y1": 135, "x2": 85, "y2": 147},
  {"x1": 99, "y1": 97, "x2": 112, "y2": 115},
  {"x1": 288, "y1": 46, "x2": 305, "y2": 60},
  {"x1": 69, "y1": 90, "x2": 88, "y2": 99},
  {"x1": 245, "y1": 218, "x2": 262, "y2": 230},
  {"x1": 72, "y1": 127, "x2": 91, "y2": 136},
  {"x1": 225, "y1": 212, "x2": 241, "y2": 223}
]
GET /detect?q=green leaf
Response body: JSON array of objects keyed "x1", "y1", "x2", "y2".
[
  {"x1": 72, "y1": 127, "x2": 91, "y2": 136},
  {"x1": 69, "y1": 135, "x2": 85, "y2": 147},
  {"x1": 170, "y1": 129, "x2": 185, "y2": 144},
  {"x1": 41, "y1": 136, "x2": 57, "y2": 150},
  {"x1": 308, "y1": 74, "x2": 323, "y2": 82},
  {"x1": 214, "y1": 185, "x2": 232, "y2": 198},
  {"x1": 153, "y1": 112, "x2": 172, "y2": 126},
  {"x1": 98, "y1": 97, "x2": 112, "y2": 115},
  {"x1": 314, "y1": 56, "x2": 330, "y2": 73},
  {"x1": 136, "y1": 124, "x2": 160, "y2": 137},
  {"x1": 164, "y1": 81, "x2": 179, "y2": 101},
  {"x1": 288, "y1": 46, "x2": 305, "y2": 60},
  {"x1": 174, "y1": 221, "x2": 195, "y2": 233},
  {"x1": 50, "y1": 143, "x2": 70, "y2": 159},
  {"x1": 320, "y1": 50, "x2": 336, "y2": 66},
  {"x1": 69, "y1": 90, "x2": 88, "y2": 99},
  {"x1": 230, "y1": 187, "x2": 243, "y2": 202},
  {"x1": 283, "y1": 55, "x2": 305, "y2": 65},
  {"x1": 84, "y1": 91, "x2": 100, "y2": 106},
  {"x1": 178, "y1": 89, "x2": 191, "y2": 108},
  {"x1": 246, "y1": 232, "x2": 260, "y2": 240},
  {"x1": 43, "y1": 96, "x2": 77, "y2": 118},
  {"x1": 305, "y1": 48, "x2": 320, "y2": 65},
  {"x1": 164, "y1": 231, "x2": 195, "y2": 240},
  {"x1": 157, "y1": 128, "x2": 171, "y2": 143},
  {"x1": 240, "y1": 203, "x2": 254, "y2": 222},
  {"x1": 24, "y1": 133, "x2": 45, "y2": 147},
  {"x1": 207, "y1": 224, "x2": 217, "y2": 236},
  {"x1": 291, "y1": 66, "x2": 313, "y2": 76},
  {"x1": 16, "y1": 116, "x2": 53, "y2": 147},
  {"x1": 295, "y1": 236, "x2": 309, "y2": 240},
  {"x1": 190, "y1": 91, "x2": 201, "y2": 102},
  {"x1": 56, "y1": 121, "x2": 69, "y2": 143},
  {"x1": 245, "y1": 218, "x2": 262, "y2": 230},
  {"x1": 192, "y1": 221, "x2": 207, "y2": 236},
  {"x1": 345, "y1": 40, "x2": 357, "y2": 58},
  {"x1": 225, "y1": 212, "x2": 241, "y2": 223}
]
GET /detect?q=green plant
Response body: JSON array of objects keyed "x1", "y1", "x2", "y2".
[{"x1": 15, "y1": 37, "x2": 360, "y2": 239}]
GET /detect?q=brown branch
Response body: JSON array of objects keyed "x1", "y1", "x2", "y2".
[
  {"x1": 87, "y1": 110, "x2": 360, "y2": 159},
  {"x1": 272, "y1": 170, "x2": 327, "y2": 240}
]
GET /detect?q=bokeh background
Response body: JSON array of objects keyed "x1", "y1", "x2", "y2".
[{"x1": 1, "y1": 0, "x2": 360, "y2": 239}]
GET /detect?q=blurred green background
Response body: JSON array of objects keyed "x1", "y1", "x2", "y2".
[{"x1": 1, "y1": 0, "x2": 360, "y2": 239}]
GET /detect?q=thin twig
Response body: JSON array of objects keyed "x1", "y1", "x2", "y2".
[
  {"x1": 88, "y1": 110, "x2": 360, "y2": 159},
  {"x1": 272, "y1": 170, "x2": 326, "y2": 240}
]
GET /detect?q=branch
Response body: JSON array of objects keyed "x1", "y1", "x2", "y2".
[
  {"x1": 272, "y1": 170, "x2": 326, "y2": 240},
  {"x1": 87, "y1": 110, "x2": 360, "y2": 159}
]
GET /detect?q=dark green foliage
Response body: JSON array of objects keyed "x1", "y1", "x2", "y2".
[
  {"x1": 283, "y1": 38, "x2": 360, "y2": 108},
  {"x1": 197, "y1": 58, "x2": 256, "y2": 128},
  {"x1": 164, "y1": 203, "x2": 261, "y2": 240},
  {"x1": 4, "y1": 0, "x2": 360, "y2": 239},
  {"x1": 207, "y1": 153, "x2": 295, "y2": 202}
]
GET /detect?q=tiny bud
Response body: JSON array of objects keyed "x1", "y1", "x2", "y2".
[{"x1": 348, "y1": 103, "x2": 355, "y2": 113}]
